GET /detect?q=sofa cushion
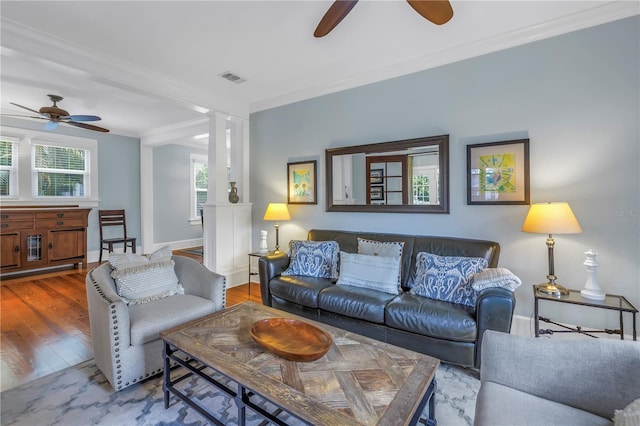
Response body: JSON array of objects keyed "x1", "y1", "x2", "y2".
[
  {"x1": 318, "y1": 285, "x2": 397, "y2": 324},
  {"x1": 410, "y1": 252, "x2": 488, "y2": 307},
  {"x1": 269, "y1": 275, "x2": 335, "y2": 308},
  {"x1": 128, "y1": 294, "x2": 217, "y2": 346},
  {"x1": 475, "y1": 382, "x2": 613, "y2": 426},
  {"x1": 336, "y1": 251, "x2": 401, "y2": 295},
  {"x1": 282, "y1": 240, "x2": 339, "y2": 279},
  {"x1": 385, "y1": 293, "x2": 477, "y2": 342}
]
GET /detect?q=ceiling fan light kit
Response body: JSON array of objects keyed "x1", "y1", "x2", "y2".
[
  {"x1": 5, "y1": 94, "x2": 109, "y2": 133},
  {"x1": 314, "y1": 0, "x2": 453, "y2": 38}
]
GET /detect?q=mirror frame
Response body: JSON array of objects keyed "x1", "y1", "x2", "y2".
[{"x1": 326, "y1": 134, "x2": 449, "y2": 213}]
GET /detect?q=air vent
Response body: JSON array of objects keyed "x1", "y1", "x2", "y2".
[{"x1": 219, "y1": 71, "x2": 246, "y2": 84}]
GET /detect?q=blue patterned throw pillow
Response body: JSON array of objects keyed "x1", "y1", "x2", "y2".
[
  {"x1": 410, "y1": 252, "x2": 488, "y2": 307},
  {"x1": 282, "y1": 240, "x2": 339, "y2": 279}
]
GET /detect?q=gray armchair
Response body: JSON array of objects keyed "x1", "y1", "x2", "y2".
[
  {"x1": 86, "y1": 255, "x2": 226, "y2": 391},
  {"x1": 475, "y1": 330, "x2": 640, "y2": 425}
]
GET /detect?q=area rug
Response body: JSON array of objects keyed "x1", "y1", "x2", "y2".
[{"x1": 0, "y1": 360, "x2": 479, "y2": 426}]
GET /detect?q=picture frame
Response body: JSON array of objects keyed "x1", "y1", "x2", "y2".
[
  {"x1": 287, "y1": 160, "x2": 317, "y2": 204},
  {"x1": 370, "y1": 169, "x2": 384, "y2": 184},
  {"x1": 370, "y1": 185, "x2": 384, "y2": 201},
  {"x1": 467, "y1": 139, "x2": 530, "y2": 205}
]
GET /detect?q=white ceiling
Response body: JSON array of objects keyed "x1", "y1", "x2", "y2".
[{"x1": 1, "y1": 1, "x2": 638, "y2": 137}]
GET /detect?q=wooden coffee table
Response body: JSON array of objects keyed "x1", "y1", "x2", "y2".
[{"x1": 161, "y1": 302, "x2": 439, "y2": 425}]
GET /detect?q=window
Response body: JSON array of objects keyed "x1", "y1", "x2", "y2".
[
  {"x1": 32, "y1": 143, "x2": 89, "y2": 197},
  {"x1": 191, "y1": 154, "x2": 208, "y2": 220},
  {"x1": 412, "y1": 167, "x2": 439, "y2": 205},
  {"x1": 0, "y1": 137, "x2": 19, "y2": 197},
  {"x1": 0, "y1": 126, "x2": 98, "y2": 205}
]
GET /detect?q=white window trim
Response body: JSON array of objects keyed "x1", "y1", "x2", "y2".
[
  {"x1": 0, "y1": 135, "x2": 20, "y2": 198},
  {"x1": 189, "y1": 153, "x2": 207, "y2": 225},
  {"x1": 0, "y1": 126, "x2": 99, "y2": 207}
]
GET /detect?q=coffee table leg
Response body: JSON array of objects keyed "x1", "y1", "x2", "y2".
[
  {"x1": 163, "y1": 342, "x2": 171, "y2": 409},
  {"x1": 427, "y1": 378, "x2": 437, "y2": 426},
  {"x1": 237, "y1": 384, "x2": 247, "y2": 426}
]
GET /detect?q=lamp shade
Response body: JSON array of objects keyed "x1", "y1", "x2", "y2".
[
  {"x1": 263, "y1": 203, "x2": 291, "y2": 221},
  {"x1": 522, "y1": 202, "x2": 582, "y2": 235}
]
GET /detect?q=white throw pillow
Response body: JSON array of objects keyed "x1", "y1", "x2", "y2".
[
  {"x1": 471, "y1": 268, "x2": 522, "y2": 292},
  {"x1": 357, "y1": 238, "x2": 404, "y2": 291},
  {"x1": 357, "y1": 237, "x2": 404, "y2": 258},
  {"x1": 614, "y1": 398, "x2": 640, "y2": 426},
  {"x1": 109, "y1": 246, "x2": 183, "y2": 305},
  {"x1": 336, "y1": 251, "x2": 401, "y2": 295}
]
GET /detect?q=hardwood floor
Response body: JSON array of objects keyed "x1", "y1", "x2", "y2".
[{"x1": 0, "y1": 255, "x2": 261, "y2": 392}]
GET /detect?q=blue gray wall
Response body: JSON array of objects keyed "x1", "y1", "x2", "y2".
[
  {"x1": 153, "y1": 143, "x2": 207, "y2": 243},
  {"x1": 250, "y1": 17, "x2": 640, "y2": 330},
  {"x1": 0, "y1": 116, "x2": 141, "y2": 253}
]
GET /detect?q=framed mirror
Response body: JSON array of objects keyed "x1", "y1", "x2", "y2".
[{"x1": 326, "y1": 135, "x2": 449, "y2": 213}]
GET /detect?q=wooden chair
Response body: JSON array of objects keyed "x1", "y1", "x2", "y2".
[{"x1": 98, "y1": 209, "x2": 137, "y2": 262}]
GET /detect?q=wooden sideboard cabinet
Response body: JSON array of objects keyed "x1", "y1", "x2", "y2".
[{"x1": 0, "y1": 206, "x2": 91, "y2": 275}]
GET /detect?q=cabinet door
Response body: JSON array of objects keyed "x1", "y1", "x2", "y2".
[
  {"x1": 0, "y1": 232, "x2": 21, "y2": 269},
  {"x1": 48, "y1": 228, "x2": 85, "y2": 262},
  {"x1": 22, "y1": 230, "x2": 48, "y2": 268}
]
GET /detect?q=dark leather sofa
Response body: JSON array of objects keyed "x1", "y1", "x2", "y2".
[{"x1": 259, "y1": 229, "x2": 516, "y2": 369}]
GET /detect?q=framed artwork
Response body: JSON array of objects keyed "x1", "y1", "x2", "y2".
[
  {"x1": 287, "y1": 160, "x2": 317, "y2": 204},
  {"x1": 370, "y1": 169, "x2": 384, "y2": 184},
  {"x1": 370, "y1": 185, "x2": 384, "y2": 201},
  {"x1": 467, "y1": 139, "x2": 530, "y2": 205}
]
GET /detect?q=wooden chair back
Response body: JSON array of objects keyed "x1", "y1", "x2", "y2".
[{"x1": 98, "y1": 209, "x2": 129, "y2": 240}]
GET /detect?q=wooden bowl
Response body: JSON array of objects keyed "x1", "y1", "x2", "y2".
[{"x1": 250, "y1": 318, "x2": 333, "y2": 362}]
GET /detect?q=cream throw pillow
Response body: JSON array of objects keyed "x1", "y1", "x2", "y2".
[
  {"x1": 337, "y1": 251, "x2": 401, "y2": 295},
  {"x1": 109, "y1": 246, "x2": 183, "y2": 305}
]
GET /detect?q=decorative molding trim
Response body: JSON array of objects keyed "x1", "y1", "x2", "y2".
[
  {"x1": 1, "y1": 18, "x2": 248, "y2": 120},
  {"x1": 249, "y1": 2, "x2": 640, "y2": 113},
  {"x1": 2, "y1": 2, "x2": 637, "y2": 119},
  {"x1": 140, "y1": 117, "x2": 210, "y2": 147}
]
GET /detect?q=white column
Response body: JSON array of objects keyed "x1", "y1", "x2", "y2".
[
  {"x1": 139, "y1": 143, "x2": 154, "y2": 253},
  {"x1": 228, "y1": 116, "x2": 250, "y2": 202},
  {"x1": 203, "y1": 112, "x2": 252, "y2": 286},
  {"x1": 207, "y1": 111, "x2": 229, "y2": 204}
]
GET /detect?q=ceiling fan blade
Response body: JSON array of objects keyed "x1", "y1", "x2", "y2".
[
  {"x1": 314, "y1": 0, "x2": 359, "y2": 38},
  {"x1": 61, "y1": 115, "x2": 102, "y2": 122},
  {"x1": 44, "y1": 121, "x2": 59, "y2": 131},
  {"x1": 9, "y1": 102, "x2": 45, "y2": 116},
  {"x1": 406, "y1": 0, "x2": 453, "y2": 25},
  {"x1": 66, "y1": 121, "x2": 110, "y2": 133}
]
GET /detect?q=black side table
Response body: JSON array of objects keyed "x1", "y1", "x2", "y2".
[
  {"x1": 533, "y1": 285, "x2": 637, "y2": 341},
  {"x1": 248, "y1": 252, "x2": 269, "y2": 298}
]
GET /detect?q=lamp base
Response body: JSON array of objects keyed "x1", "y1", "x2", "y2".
[{"x1": 536, "y1": 283, "x2": 570, "y2": 297}]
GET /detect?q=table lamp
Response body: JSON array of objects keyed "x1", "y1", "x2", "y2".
[
  {"x1": 263, "y1": 203, "x2": 291, "y2": 254},
  {"x1": 521, "y1": 202, "x2": 582, "y2": 296}
]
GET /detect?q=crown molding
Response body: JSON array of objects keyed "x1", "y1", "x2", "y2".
[
  {"x1": 249, "y1": 1, "x2": 639, "y2": 113},
  {"x1": 0, "y1": 18, "x2": 249, "y2": 120},
  {"x1": 140, "y1": 117, "x2": 210, "y2": 147}
]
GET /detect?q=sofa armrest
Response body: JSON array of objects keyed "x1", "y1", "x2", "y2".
[
  {"x1": 173, "y1": 255, "x2": 226, "y2": 311},
  {"x1": 480, "y1": 330, "x2": 640, "y2": 419},
  {"x1": 258, "y1": 252, "x2": 290, "y2": 306},
  {"x1": 474, "y1": 287, "x2": 516, "y2": 368},
  {"x1": 85, "y1": 264, "x2": 131, "y2": 382}
]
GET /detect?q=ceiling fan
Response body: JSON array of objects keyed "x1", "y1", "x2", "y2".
[
  {"x1": 314, "y1": 0, "x2": 454, "y2": 37},
  {"x1": 4, "y1": 94, "x2": 110, "y2": 133}
]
